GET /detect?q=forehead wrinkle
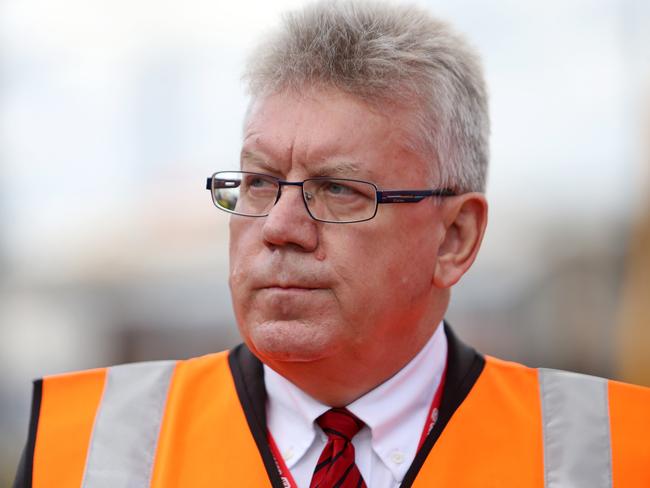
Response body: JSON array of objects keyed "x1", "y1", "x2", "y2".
[
  {"x1": 242, "y1": 130, "x2": 368, "y2": 179},
  {"x1": 241, "y1": 127, "x2": 296, "y2": 166}
]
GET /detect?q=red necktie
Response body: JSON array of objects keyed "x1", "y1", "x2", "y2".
[{"x1": 310, "y1": 408, "x2": 367, "y2": 488}]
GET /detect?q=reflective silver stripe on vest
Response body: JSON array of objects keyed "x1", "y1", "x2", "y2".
[
  {"x1": 539, "y1": 368, "x2": 612, "y2": 488},
  {"x1": 82, "y1": 360, "x2": 176, "y2": 488}
]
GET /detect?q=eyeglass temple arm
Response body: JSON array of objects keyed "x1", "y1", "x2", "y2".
[
  {"x1": 377, "y1": 189, "x2": 455, "y2": 203},
  {"x1": 206, "y1": 177, "x2": 242, "y2": 190}
]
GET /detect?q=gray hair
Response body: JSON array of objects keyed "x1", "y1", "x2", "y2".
[{"x1": 243, "y1": 0, "x2": 489, "y2": 192}]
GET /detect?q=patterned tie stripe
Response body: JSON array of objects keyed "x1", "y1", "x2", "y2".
[{"x1": 310, "y1": 408, "x2": 367, "y2": 488}]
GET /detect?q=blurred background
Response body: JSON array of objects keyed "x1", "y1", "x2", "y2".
[{"x1": 1, "y1": 0, "x2": 649, "y2": 483}]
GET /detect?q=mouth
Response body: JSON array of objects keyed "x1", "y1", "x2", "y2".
[
  {"x1": 262, "y1": 285, "x2": 322, "y2": 292},
  {"x1": 255, "y1": 280, "x2": 331, "y2": 295}
]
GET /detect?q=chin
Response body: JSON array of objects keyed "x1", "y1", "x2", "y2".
[{"x1": 244, "y1": 319, "x2": 341, "y2": 363}]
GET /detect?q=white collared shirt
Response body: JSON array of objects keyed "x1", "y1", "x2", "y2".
[{"x1": 265, "y1": 322, "x2": 447, "y2": 487}]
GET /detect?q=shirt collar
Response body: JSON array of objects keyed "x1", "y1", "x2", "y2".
[
  {"x1": 264, "y1": 364, "x2": 329, "y2": 466},
  {"x1": 264, "y1": 322, "x2": 447, "y2": 480}
]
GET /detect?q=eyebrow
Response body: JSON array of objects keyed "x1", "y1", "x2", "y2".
[
  {"x1": 310, "y1": 160, "x2": 362, "y2": 177},
  {"x1": 241, "y1": 151, "x2": 365, "y2": 179},
  {"x1": 240, "y1": 151, "x2": 276, "y2": 173}
]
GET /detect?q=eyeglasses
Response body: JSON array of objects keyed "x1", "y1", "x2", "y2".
[{"x1": 205, "y1": 171, "x2": 456, "y2": 224}]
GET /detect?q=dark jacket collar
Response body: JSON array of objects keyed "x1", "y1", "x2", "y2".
[{"x1": 228, "y1": 322, "x2": 485, "y2": 488}]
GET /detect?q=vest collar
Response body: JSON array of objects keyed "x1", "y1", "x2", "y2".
[{"x1": 228, "y1": 321, "x2": 485, "y2": 488}]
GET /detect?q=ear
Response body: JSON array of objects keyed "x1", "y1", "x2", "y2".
[{"x1": 433, "y1": 193, "x2": 488, "y2": 288}]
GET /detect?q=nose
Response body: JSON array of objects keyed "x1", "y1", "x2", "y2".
[{"x1": 261, "y1": 184, "x2": 319, "y2": 251}]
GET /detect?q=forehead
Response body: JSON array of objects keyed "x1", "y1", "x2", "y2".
[{"x1": 241, "y1": 88, "x2": 431, "y2": 184}]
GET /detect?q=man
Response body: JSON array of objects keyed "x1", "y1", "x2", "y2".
[{"x1": 14, "y1": 1, "x2": 650, "y2": 487}]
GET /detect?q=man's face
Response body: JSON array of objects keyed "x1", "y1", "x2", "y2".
[{"x1": 229, "y1": 88, "x2": 447, "y2": 371}]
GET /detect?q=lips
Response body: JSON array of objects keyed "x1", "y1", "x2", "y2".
[
  {"x1": 252, "y1": 275, "x2": 329, "y2": 291},
  {"x1": 257, "y1": 285, "x2": 326, "y2": 300},
  {"x1": 261, "y1": 284, "x2": 323, "y2": 291},
  {"x1": 244, "y1": 263, "x2": 331, "y2": 291}
]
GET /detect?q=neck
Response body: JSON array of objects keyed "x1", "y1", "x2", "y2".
[{"x1": 266, "y1": 320, "x2": 444, "y2": 407}]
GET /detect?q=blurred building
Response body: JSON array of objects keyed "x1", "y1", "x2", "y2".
[
  {"x1": 617, "y1": 99, "x2": 650, "y2": 386},
  {"x1": 618, "y1": 206, "x2": 650, "y2": 386}
]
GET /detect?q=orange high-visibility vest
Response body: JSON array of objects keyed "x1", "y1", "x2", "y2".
[{"x1": 16, "y1": 327, "x2": 650, "y2": 487}]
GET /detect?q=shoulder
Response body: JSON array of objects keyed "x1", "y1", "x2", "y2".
[
  {"x1": 482, "y1": 354, "x2": 650, "y2": 396},
  {"x1": 479, "y1": 354, "x2": 650, "y2": 403},
  {"x1": 38, "y1": 350, "x2": 232, "y2": 392},
  {"x1": 14, "y1": 350, "x2": 236, "y2": 488}
]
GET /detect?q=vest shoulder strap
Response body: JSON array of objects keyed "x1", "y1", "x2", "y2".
[
  {"x1": 413, "y1": 357, "x2": 650, "y2": 488},
  {"x1": 413, "y1": 355, "x2": 544, "y2": 486},
  {"x1": 28, "y1": 352, "x2": 273, "y2": 488},
  {"x1": 83, "y1": 360, "x2": 176, "y2": 487},
  {"x1": 33, "y1": 367, "x2": 108, "y2": 487},
  {"x1": 150, "y1": 352, "x2": 274, "y2": 487}
]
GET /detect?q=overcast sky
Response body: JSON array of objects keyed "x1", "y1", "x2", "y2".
[{"x1": 1, "y1": 0, "x2": 649, "y2": 268}]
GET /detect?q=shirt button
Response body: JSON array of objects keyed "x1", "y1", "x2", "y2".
[
  {"x1": 390, "y1": 451, "x2": 405, "y2": 465},
  {"x1": 283, "y1": 448, "x2": 294, "y2": 461}
]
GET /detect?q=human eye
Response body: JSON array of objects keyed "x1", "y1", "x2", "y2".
[
  {"x1": 319, "y1": 179, "x2": 375, "y2": 202},
  {"x1": 324, "y1": 181, "x2": 355, "y2": 196},
  {"x1": 243, "y1": 174, "x2": 276, "y2": 191},
  {"x1": 249, "y1": 176, "x2": 269, "y2": 187}
]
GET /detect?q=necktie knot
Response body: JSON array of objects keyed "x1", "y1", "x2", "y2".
[
  {"x1": 311, "y1": 408, "x2": 367, "y2": 488},
  {"x1": 316, "y1": 408, "x2": 364, "y2": 442}
]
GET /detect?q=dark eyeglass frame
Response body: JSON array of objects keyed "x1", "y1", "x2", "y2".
[{"x1": 205, "y1": 171, "x2": 456, "y2": 223}]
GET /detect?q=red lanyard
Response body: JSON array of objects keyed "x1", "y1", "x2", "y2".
[
  {"x1": 267, "y1": 366, "x2": 447, "y2": 488},
  {"x1": 417, "y1": 364, "x2": 447, "y2": 451},
  {"x1": 267, "y1": 432, "x2": 298, "y2": 488}
]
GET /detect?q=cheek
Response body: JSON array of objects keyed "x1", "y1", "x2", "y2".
[
  {"x1": 331, "y1": 225, "x2": 438, "y2": 305},
  {"x1": 228, "y1": 220, "x2": 257, "y2": 293},
  {"x1": 327, "y1": 232, "x2": 392, "y2": 304}
]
